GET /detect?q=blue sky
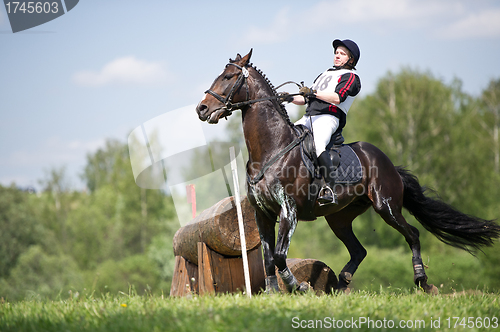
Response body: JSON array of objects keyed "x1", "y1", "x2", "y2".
[{"x1": 2, "y1": 0, "x2": 500, "y2": 190}]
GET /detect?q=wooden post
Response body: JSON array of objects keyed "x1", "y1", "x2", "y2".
[
  {"x1": 197, "y1": 242, "x2": 215, "y2": 295},
  {"x1": 170, "y1": 256, "x2": 199, "y2": 297},
  {"x1": 197, "y1": 242, "x2": 265, "y2": 295}
]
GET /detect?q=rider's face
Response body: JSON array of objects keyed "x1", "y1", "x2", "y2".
[{"x1": 334, "y1": 46, "x2": 351, "y2": 67}]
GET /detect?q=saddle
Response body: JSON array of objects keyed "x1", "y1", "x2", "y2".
[{"x1": 294, "y1": 125, "x2": 363, "y2": 219}]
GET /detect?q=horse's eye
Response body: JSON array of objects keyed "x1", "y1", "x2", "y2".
[{"x1": 223, "y1": 73, "x2": 234, "y2": 80}]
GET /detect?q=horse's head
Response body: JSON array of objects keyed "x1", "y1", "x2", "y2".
[{"x1": 196, "y1": 50, "x2": 253, "y2": 124}]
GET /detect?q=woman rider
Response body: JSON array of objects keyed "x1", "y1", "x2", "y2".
[{"x1": 291, "y1": 39, "x2": 361, "y2": 204}]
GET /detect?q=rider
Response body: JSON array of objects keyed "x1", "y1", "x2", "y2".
[{"x1": 290, "y1": 39, "x2": 361, "y2": 204}]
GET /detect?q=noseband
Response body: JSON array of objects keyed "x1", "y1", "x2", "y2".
[{"x1": 205, "y1": 63, "x2": 250, "y2": 112}]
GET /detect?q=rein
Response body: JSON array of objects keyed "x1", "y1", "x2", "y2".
[
  {"x1": 205, "y1": 63, "x2": 301, "y2": 113},
  {"x1": 247, "y1": 129, "x2": 308, "y2": 186}
]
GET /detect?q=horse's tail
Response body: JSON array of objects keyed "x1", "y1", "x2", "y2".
[{"x1": 396, "y1": 166, "x2": 500, "y2": 254}]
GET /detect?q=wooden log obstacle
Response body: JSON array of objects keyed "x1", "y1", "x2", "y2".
[
  {"x1": 170, "y1": 196, "x2": 338, "y2": 296},
  {"x1": 171, "y1": 196, "x2": 263, "y2": 296},
  {"x1": 275, "y1": 259, "x2": 338, "y2": 295}
]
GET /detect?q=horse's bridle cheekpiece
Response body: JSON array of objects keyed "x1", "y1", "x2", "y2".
[{"x1": 205, "y1": 63, "x2": 250, "y2": 113}]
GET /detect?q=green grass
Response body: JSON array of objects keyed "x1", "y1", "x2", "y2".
[{"x1": 1, "y1": 290, "x2": 499, "y2": 332}]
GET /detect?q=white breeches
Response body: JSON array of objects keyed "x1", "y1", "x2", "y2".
[{"x1": 295, "y1": 114, "x2": 339, "y2": 156}]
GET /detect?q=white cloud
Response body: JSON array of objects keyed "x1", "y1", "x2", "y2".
[
  {"x1": 323, "y1": 0, "x2": 456, "y2": 24},
  {"x1": 241, "y1": 0, "x2": 447, "y2": 44},
  {"x1": 241, "y1": 0, "x2": 498, "y2": 44},
  {"x1": 73, "y1": 56, "x2": 170, "y2": 87},
  {"x1": 437, "y1": 9, "x2": 500, "y2": 39}
]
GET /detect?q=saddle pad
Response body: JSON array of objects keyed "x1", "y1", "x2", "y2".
[
  {"x1": 299, "y1": 141, "x2": 363, "y2": 184},
  {"x1": 334, "y1": 145, "x2": 363, "y2": 184}
]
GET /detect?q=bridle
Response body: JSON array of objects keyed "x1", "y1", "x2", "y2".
[
  {"x1": 204, "y1": 63, "x2": 302, "y2": 114},
  {"x1": 204, "y1": 63, "x2": 251, "y2": 113}
]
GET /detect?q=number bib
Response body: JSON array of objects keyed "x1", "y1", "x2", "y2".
[{"x1": 311, "y1": 68, "x2": 357, "y2": 114}]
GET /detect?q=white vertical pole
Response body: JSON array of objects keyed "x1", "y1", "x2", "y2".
[{"x1": 229, "y1": 146, "x2": 252, "y2": 298}]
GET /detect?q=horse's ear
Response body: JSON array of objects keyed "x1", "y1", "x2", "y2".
[
  {"x1": 230, "y1": 53, "x2": 243, "y2": 63},
  {"x1": 239, "y1": 49, "x2": 253, "y2": 66}
]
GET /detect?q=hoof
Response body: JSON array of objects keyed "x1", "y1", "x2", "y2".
[
  {"x1": 295, "y1": 282, "x2": 310, "y2": 293},
  {"x1": 265, "y1": 286, "x2": 280, "y2": 295},
  {"x1": 265, "y1": 276, "x2": 280, "y2": 294},
  {"x1": 335, "y1": 287, "x2": 351, "y2": 295},
  {"x1": 422, "y1": 283, "x2": 439, "y2": 296}
]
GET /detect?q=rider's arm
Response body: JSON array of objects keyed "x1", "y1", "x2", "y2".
[
  {"x1": 291, "y1": 91, "x2": 339, "y2": 105},
  {"x1": 314, "y1": 91, "x2": 341, "y2": 104},
  {"x1": 291, "y1": 90, "x2": 339, "y2": 105},
  {"x1": 291, "y1": 95, "x2": 306, "y2": 105}
]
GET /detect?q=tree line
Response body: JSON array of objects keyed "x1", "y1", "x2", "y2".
[
  {"x1": 1, "y1": 69, "x2": 499, "y2": 301},
  {"x1": 0, "y1": 140, "x2": 179, "y2": 301}
]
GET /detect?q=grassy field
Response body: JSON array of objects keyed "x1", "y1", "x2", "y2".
[{"x1": 1, "y1": 290, "x2": 499, "y2": 332}]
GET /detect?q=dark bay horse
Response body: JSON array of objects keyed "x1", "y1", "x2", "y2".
[{"x1": 196, "y1": 50, "x2": 500, "y2": 294}]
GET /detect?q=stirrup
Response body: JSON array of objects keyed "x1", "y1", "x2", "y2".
[{"x1": 317, "y1": 185, "x2": 338, "y2": 205}]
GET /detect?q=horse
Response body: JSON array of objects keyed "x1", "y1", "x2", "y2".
[{"x1": 196, "y1": 49, "x2": 500, "y2": 294}]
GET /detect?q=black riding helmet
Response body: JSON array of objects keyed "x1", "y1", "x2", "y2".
[{"x1": 332, "y1": 39, "x2": 360, "y2": 69}]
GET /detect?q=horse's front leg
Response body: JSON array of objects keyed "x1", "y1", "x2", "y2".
[
  {"x1": 274, "y1": 193, "x2": 308, "y2": 293},
  {"x1": 254, "y1": 211, "x2": 280, "y2": 293}
]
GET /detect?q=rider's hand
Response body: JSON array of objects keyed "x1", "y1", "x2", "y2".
[
  {"x1": 299, "y1": 86, "x2": 316, "y2": 97},
  {"x1": 279, "y1": 92, "x2": 294, "y2": 103}
]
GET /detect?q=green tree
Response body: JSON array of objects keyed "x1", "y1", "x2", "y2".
[
  {"x1": 74, "y1": 137, "x2": 178, "y2": 295},
  {"x1": 476, "y1": 79, "x2": 500, "y2": 289},
  {"x1": 0, "y1": 180, "x2": 83, "y2": 301},
  {"x1": 479, "y1": 79, "x2": 500, "y2": 175},
  {"x1": 1, "y1": 136, "x2": 180, "y2": 300},
  {"x1": 69, "y1": 138, "x2": 177, "y2": 268},
  {"x1": 37, "y1": 166, "x2": 79, "y2": 253},
  {"x1": 0, "y1": 185, "x2": 41, "y2": 278},
  {"x1": 5, "y1": 245, "x2": 83, "y2": 301},
  {"x1": 475, "y1": 79, "x2": 500, "y2": 217},
  {"x1": 81, "y1": 139, "x2": 126, "y2": 193}
]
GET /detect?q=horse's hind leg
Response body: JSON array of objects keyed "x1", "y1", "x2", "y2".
[
  {"x1": 325, "y1": 204, "x2": 371, "y2": 292},
  {"x1": 372, "y1": 192, "x2": 438, "y2": 294}
]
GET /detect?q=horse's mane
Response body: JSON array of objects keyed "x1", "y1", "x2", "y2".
[{"x1": 247, "y1": 62, "x2": 294, "y2": 128}]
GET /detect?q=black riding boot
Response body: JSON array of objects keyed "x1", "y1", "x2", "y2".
[{"x1": 317, "y1": 151, "x2": 338, "y2": 205}]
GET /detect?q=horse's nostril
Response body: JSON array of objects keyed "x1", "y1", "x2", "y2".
[
  {"x1": 197, "y1": 103, "x2": 208, "y2": 114},
  {"x1": 196, "y1": 103, "x2": 210, "y2": 121}
]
